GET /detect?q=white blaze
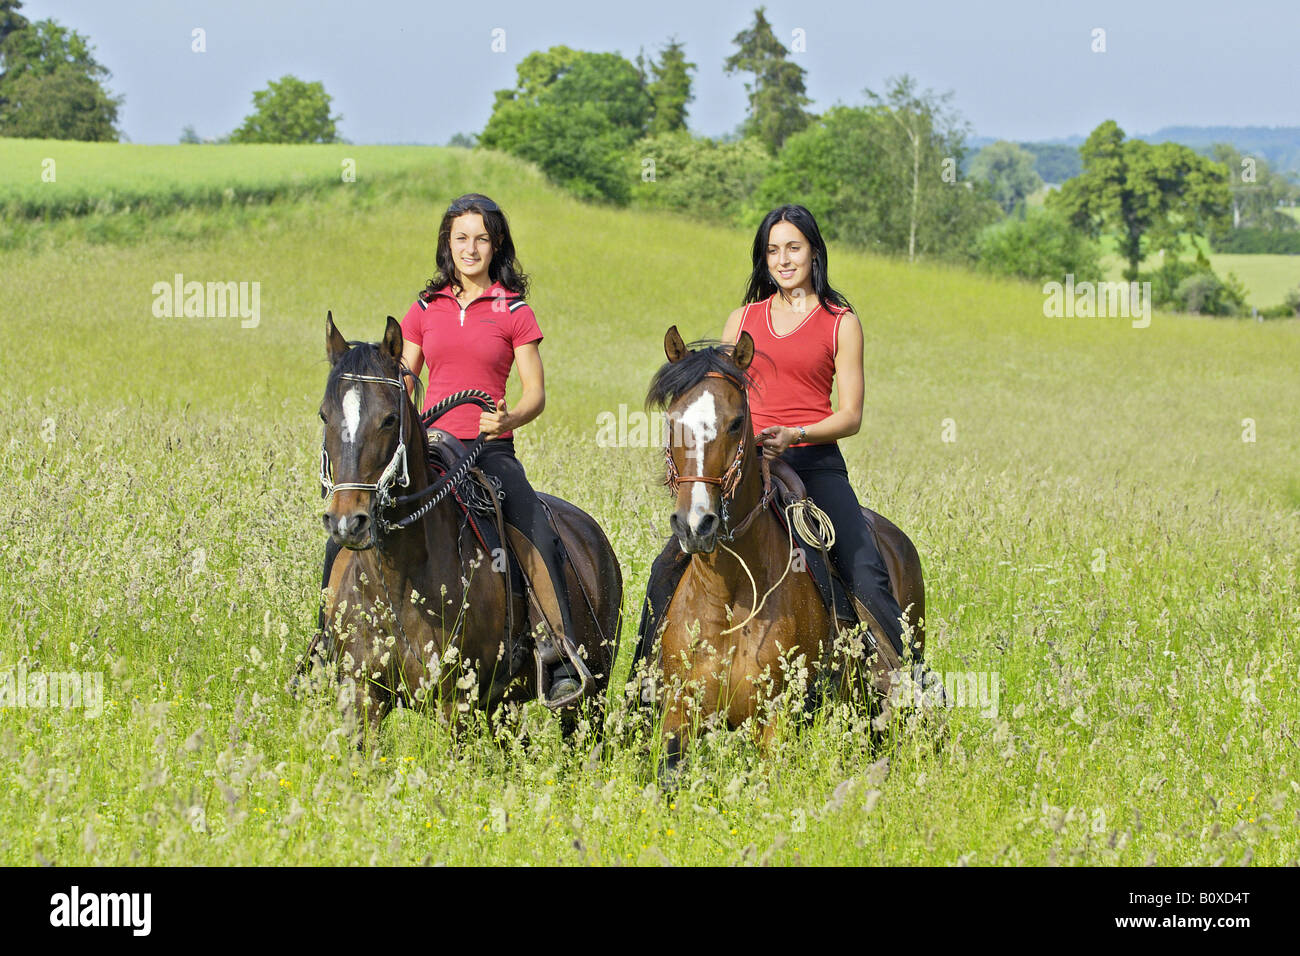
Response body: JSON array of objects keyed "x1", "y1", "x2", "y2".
[
  {"x1": 677, "y1": 390, "x2": 718, "y2": 533},
  {"x1": 341, "y1": 386, "x2": 361, "y2": 446}
]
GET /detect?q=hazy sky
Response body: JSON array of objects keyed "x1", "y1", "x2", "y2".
[{"x1": 20, "y1": 0, "x2": 1300, "y2": 145}]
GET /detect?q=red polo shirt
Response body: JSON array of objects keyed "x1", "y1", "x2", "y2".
[{"x1": 400, "y1": 281, "x2": 543, "y2": 440}]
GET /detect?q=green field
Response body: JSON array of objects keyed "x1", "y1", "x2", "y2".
[
  {"x1": 1097, "y1": 235, "x2": 1299, "y2": 309},
  {"x1": 1, "y1": 143, "x2": 1297, "y2": 865},
  {"x1": 0, "y1": 138, "x2": 457, "y2": 217}
]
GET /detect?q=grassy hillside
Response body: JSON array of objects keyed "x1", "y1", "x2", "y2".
[
  {"x1": 0, "y1": 144, "x2": 1297, "y2": 866},
  {"x1": 0, "y1": 139, "x2": 457, "y2": 217}
]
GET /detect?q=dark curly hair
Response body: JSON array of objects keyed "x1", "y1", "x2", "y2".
[{"x1": 420, "y1": 193, "x2": 530, "y2": 301}]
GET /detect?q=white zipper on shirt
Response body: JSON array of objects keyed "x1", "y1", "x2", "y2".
[{"x1": 440, "y1": 287, "x2": 516, "y2": 327}]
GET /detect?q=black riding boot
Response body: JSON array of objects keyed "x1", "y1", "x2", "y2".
[{"x1": 536, "y1": 534, "x2": 584, "y2": 703}]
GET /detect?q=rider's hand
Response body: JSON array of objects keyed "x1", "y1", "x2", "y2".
[
  {"x1": 756, "y1": 425, "x2": 797, "y2": 459},
  {"x1": 480, "y1": 400, "x2": 514, "y2": 439}
]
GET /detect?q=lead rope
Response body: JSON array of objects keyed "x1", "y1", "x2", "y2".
[{"x1": 718, "y1": 496, "x2": 836, "y2": 635}]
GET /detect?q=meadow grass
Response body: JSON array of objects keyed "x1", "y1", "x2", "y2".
[{"x1": 0, "y1": 145, "x2": 1297, "y2": 865}]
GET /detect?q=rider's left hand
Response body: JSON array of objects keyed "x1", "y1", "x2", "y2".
[
  {"x1": 480, "y1": 400, "x2": 514, "y2": 439},
  {"x1": 756, "y1": 425, "x2": 797, "y2": 458}
]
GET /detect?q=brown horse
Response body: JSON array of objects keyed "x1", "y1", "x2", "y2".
[
  {"x1": 646, "y1": 327, "x2": 925, "y2": 776},
  {"x1": 314, "y1": 313, "x2": 622, "y2": 742}
]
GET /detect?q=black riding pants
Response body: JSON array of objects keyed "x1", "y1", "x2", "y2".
[{"x1": 631, "y1": 442, "x2": 906, "y2": 666}]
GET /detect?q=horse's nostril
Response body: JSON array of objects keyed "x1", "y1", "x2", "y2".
[
  {"x1": 696, "y1": 513, "x2": 717, "y2": 538},
  {"x1": 350, "y1": 513, "x2": 369, "y2": 533},
  {"x1": 669, "y1": 514, "x2": 684, "y2": 537}
]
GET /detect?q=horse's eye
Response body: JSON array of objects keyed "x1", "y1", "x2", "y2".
[
  {"x1": 728, "y1": 417, "x2": 744, "y2": 434},
  {"x1": 319, "y1": 412, "x2": 328, "y2": 425},
  {"x1": 381, "y1": 414, "x2": 398, "y2": 429}
]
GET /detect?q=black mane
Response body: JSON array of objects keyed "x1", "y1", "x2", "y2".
[{"x1": 645, "y1": 339, "x2": 757, "y2": 410}]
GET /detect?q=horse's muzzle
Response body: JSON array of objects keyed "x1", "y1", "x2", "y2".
[
  {"x1": 671, "y1": 509, "x2": 719, "y2": 554},
  {"x1": 324, "y1": 509, "x2": 376, "y2": 551}
]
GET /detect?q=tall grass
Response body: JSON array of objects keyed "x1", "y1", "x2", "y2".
[{"x1": 0, "y1": 145, "x2": 1297, "y2": 865}]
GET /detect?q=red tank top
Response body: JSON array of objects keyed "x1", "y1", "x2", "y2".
[{"x1": 738, "y1": 295, "x2": 844, "y2": 446}]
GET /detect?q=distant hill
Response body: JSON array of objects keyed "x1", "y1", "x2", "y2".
[
  {"x1": 965, "y1": 139, "x2": 1081, "y2": 185},
  {"x1": 971, "y1": 126, "x2": 1300, "y2": 184},
  {"x1": 1143, "y1": 126, "x2": 1300, "y2": 180}
]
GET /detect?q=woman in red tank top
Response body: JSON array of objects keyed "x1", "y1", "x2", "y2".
[
  {"x1": 724, "y1": 204, "x2": 906, "y2": 658},
  {"x1": 632, "y1": 204, "x2": 910, "y2": 668}
]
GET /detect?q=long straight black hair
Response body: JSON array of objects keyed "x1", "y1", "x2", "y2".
[
  {"x1": 421, "y1": 193, "x2": 530, "y2": 301},
  {"x1": 743, "y1": 204, "x2": 854, "y2": 314}
]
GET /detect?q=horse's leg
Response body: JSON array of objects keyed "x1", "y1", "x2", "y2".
[
  {"x1": 863, "y1": 508, "x2": 926, "y2": 663},
  {"x1": 657, "y1": 631, "x2": 705, "y2": 787},
  {"x1": 658, "y1": 696, "x2": 691, "y2": 788},
  {"x1": 337, "y1": 669, "x2": 392, "y2": 750}
]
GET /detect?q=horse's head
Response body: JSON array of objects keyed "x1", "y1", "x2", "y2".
[
  {"x1": 647, "y1": 325, "x2": 756, "y2": 554},
  {"x1": 320, "y1": 312, "x2": 418, "y2": 550}
]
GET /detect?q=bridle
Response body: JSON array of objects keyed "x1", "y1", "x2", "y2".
[
  {"x1": 320, "y1": 367, "x2": 496, "y2": 536},
  {"x1": 664, "y1": 370, "x2": 773, "y2": 542},
  {"x1": 320, "y1": 371, "x2": 412, "y2": 511}
]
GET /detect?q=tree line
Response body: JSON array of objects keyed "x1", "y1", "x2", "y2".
[{"x1": 3, "y1": 1, "x2": 1295, "y2": 315}]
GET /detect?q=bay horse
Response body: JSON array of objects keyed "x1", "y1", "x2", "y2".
[
  {"x1": 313, "y1": 313, "x2": 622, "y2": 742},
  {"x1": 645, "y1": 326, "x2": 925, "y2": 777}
]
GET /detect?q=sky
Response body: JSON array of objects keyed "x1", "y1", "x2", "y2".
[{"x1": 18, "y1": 0, "x2": 1300, "y2": 145}]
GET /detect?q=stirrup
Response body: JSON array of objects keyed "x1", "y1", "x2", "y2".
[{"x1": 532, "y1": 618, "x2": 594, "y2": 710}]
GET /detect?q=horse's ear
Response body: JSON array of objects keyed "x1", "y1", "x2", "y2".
[
  {"x1": 327, "y1": 310, "x2": 349, "y2": 366},
  {"x1": 733, "y1": 331, "x2": 754, "y2": 371},
  {"x1": 382, "y1": 316, "x2": 404, "y2": 362},
  {"x1": 664, "y1": 325, "x2": 688, "y2": 363}
]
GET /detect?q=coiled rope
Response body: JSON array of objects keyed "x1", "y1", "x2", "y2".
[{"x1": 719, "y1": 497, "x2": 836, "y2": 635}]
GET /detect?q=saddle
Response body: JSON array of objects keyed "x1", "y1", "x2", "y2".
[
  {"x1": 424, "y1": 428, "x2": 595, "y2": 709},
  {"x1": 764, "y1": 457, "x2": 857, "y2": 623}
]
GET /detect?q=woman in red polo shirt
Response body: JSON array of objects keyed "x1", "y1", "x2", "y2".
[
  {"x1": 633, "y1": 203, "x2": 908, "y2": 669},
  {"x1": 316, "y1": 193, "x2": 581, "y2": 703}
]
